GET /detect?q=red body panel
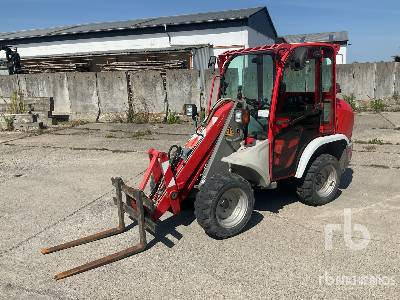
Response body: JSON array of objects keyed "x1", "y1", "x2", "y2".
[
  {"x1": 135, "y1": 101, "x2": 234, "y2": 220},
  {"x1": 335, "y1": 98, "x2": 354, "y2": 140}
]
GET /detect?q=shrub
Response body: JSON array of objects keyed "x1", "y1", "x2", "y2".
[
  {"x1": 370, "y1": 98, "x2": 385, "y2": 112},
  {"x1": 343, "y1": 94, "x2": 357, "y2": 111},
  {"x1": 1, "y1": 114, "x2": 14, "y2": 131},
  {"x1": 127, "y1": 111, "x2": 150, "y2": 124},
  {"x1": 7, "y1": 92, "x2": 25, "y2": 114},
  {"x1": 166, "y1": 111, "x2": 180, "y2": 124},
  {"x1": 368, "y1": 138, "x2": 384, "y2": 145}
]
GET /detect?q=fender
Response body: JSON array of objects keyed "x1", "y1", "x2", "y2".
[{"x1": 295, "y1": 134, "x2": 349, "y2": 178}]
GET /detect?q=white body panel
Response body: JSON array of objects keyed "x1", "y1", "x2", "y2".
[
  {"x1": 295, "y1": 134, "x2": 349, "y2": 178},
  {"x1": 222, "y1": 139, "x2": 270, "y2": 187}
]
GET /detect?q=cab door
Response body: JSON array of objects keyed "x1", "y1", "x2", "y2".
[{"x1": 271, "y1": 46, "x2": 325, "y2": 180}]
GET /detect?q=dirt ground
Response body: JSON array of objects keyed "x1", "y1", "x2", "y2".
[{"x1": 0, "y1": 112, "x2": 399, "y2": 299}]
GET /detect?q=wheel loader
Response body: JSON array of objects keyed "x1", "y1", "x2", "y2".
[{"x1": 41, "y1": 42, "x2": 354, "y2": 280}]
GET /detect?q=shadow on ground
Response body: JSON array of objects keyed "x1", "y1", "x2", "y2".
[{"x1": 131, "y1": 168, "x2": 354, "y2": 249}]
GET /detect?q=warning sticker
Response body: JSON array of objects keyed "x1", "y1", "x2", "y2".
[{"x1": 225, "y1": 126, "x2": 234, "y2": 137}]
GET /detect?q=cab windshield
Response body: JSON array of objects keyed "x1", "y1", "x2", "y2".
[{"x1": 220, "y1": 53, "x2": 275, "y2": 138}]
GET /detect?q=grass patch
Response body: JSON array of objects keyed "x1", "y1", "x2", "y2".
[
  {"x1": 370, "y1": 98, "x2": 385, "y2": 112},
  {"x1": 59, "y1": 120, "x2": 89, "y2": 127},
  {"x1": 367, "y1": 164, "x2": 390, "y2": 169},
  {"x1": 354, "y1": 138, "x2": 392, "y2": 145},
  {"x1": 130, "y1": 129, "x2": 152, "y2": 139},
  {"x1": 7, "y1": 92, "x2": 26, "y2": 114},
  {"x1": 362, "y1": 145, "x2": 376, "y2": 151},
  {"x1": 368, "y1": 138, "x2": 384, "y2": 145},
  {"x1": 127, "y1": 112, "x2": 150, "y2": 124},
  {"x1": 166, "y1": 111, "x2": 180, "y2": 124},
  {"x1": 343, "y1": 94, "x2": 357, "y2": 111},
  {"x1": 105, "y1": 134, "x2": 117, "y2": 138},
  {"x1": 0, "y1": 114, "x2": 14, "y2": 131}
]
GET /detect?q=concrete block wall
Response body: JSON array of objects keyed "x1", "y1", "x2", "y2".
[
  {"x1": 3, "y1": 62, "x2": 398, "y2": 121},
  {"x1": 11, "y1": 73, "x2": 71, "y2": 116},
  {"x1": 336, "y1": 62, "x2": 400, "y2": 100},
  {"x1": 0, "y1": 70, "x2": 183, "y2": 121},
  {"x1": 96, "y1": 71, "x2": 129, "y2": 121},
  {"x1": 166, "y1": 69, "x2": 201, "y2": 113},
  {"x1": 66, "y1": 73, "x2": 99, "y2": 121},
  {"x1": 129, "y1": 71, "x2": 165, "y2": 114},
  {"x1": 0, "y1": 75, "x2": 19, "y2": 97}
]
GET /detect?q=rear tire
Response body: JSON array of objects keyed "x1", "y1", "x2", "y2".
[
  {"x1": 297, "y1": 154, "x2": 340, "y2": 206},
  {"x1": 194, "y1": 173, "x2": 254, "y2": 239}
]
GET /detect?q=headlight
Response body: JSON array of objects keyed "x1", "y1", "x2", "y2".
[
  {"x1": 185, "y1": 105, "x2": 193, "y2": 116},
  {"x1": 234, "y1": 110, "x2": 242, "y2": 123},
  {"x1": 184, "y1": 104, "x2": 197, "y2": 118},
  {"x1": 235, "y1": 109, "x2": 250, "y2": 125}
]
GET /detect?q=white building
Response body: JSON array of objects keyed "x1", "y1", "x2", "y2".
[
  {"x1": 282, "y1": 31, "x2": 349, "y2": 64},
  {"x1": 0, "y1": 7, "x2": 277, "y2": 74}
]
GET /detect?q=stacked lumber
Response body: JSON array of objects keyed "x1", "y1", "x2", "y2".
[
  {"x1": 20, "y1": 60, "x2": 90, "y2": 73},
  {"x1": 100, "y1": 60, "x2": 186, "y2": 72}
]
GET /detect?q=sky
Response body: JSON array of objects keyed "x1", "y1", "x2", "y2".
[{"x1": 0, "y1": 0, "x2": 398, "y2": 63}]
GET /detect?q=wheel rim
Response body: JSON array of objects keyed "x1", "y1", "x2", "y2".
[
  {"x1": 216, "y1": 187, "x2": 249, "y2": 229},
  {"x1": 315, "y1": 164, "x2": 338, "y2": 198}
]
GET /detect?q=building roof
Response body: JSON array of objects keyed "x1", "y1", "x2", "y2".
[
  {"x1": 281, "y1": 31, "x2": 349, "y2": 44},
  {"x1": 0, "y1": 7, "x2": 273, "y2": 42}
]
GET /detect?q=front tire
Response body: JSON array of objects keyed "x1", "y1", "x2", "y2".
[
  {"x1": 194, "y1": 173, "x2": 255, "y2": 239},
  {"x1": 297, "y1": 154, "x2": 340, "y2": 206}
]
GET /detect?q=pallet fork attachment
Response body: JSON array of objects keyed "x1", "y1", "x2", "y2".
[{"x1": 40, "y1": 177, "x2": 155, "y2": 280}]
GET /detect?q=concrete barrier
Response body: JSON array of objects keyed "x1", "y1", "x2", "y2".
[
  {"x1": 166, "y1": 69, "x2": 201, "y2": 113},
  {"x1": 17, "y1": 73, "x2": 71, "y2": 115},
  {"x1": 352, "y1": 63, "x2": 376, "y2": 100},
  {"x1": 375, "y1": 62, "x2": 396, "y2": 99},
  {"x1": 67, "y1": 73, "x2": 99, "y2": 121},
  {"x1": 2, "y1": 62, "x2": 399, "y2": 121},
  {"x1": 336, "y1": 64, "x2": 354, "y2": 97},
  {"x1": 48, "y1": 73, "x2": 70, "y2": 115},
  {"x1": 0, "y1": 75, "x2": 19, "y2": 98},
  {"x1": 96, "y1": 71, "x2": 129, "y2": 121},
  {"x1": 395, "y1": 63, "x2": 400, "y2": 94},
  {"x1": 129, "y1": 71, "x2": 165, "y2": 114},
  {"x1": 336, "y1": 62, "x2": 399, "y2": 101}
]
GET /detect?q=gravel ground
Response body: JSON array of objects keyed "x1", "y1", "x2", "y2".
[{"x1": 0, "y1": 113, "x2": 399, "y2": 299}]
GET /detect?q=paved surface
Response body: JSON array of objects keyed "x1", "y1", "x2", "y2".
[{"x1": 0, "y1": 113, "x2": 399, "y2": 299}]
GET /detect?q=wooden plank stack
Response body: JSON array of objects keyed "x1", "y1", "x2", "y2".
[
  {"x1": 100, "y1": 60, "x2": 186, "y2": 72},
  {"x1": 20, "y1": 60, "x2": 90, "y2": 73}
]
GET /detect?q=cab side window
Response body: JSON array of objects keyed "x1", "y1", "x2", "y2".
[{"x1": 276, "y1": 47, "x2": 318, "y2": 117}]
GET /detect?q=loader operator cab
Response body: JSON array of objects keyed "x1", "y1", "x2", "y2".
[
  {"x1": 218, "y1": 45, "x2": 337, "y2": 186},
  {"x1": 220, "y1": 53, "x2": 274, "y2": 141}
]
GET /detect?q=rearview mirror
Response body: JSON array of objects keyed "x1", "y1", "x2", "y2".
[
  {"x1": 208, "y1": 56, "x2": 217, "y2": 73},
  {"x1": 336, "y1": 83, "x2": 342, "y2": 94},
  {"x1": 289, "y1": 47, "x2": 308, "y2": 71}
]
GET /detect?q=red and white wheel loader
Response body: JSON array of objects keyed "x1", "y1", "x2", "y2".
[{"x1": 42, "y1": 42, "x2": 354, "y2": 280}]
